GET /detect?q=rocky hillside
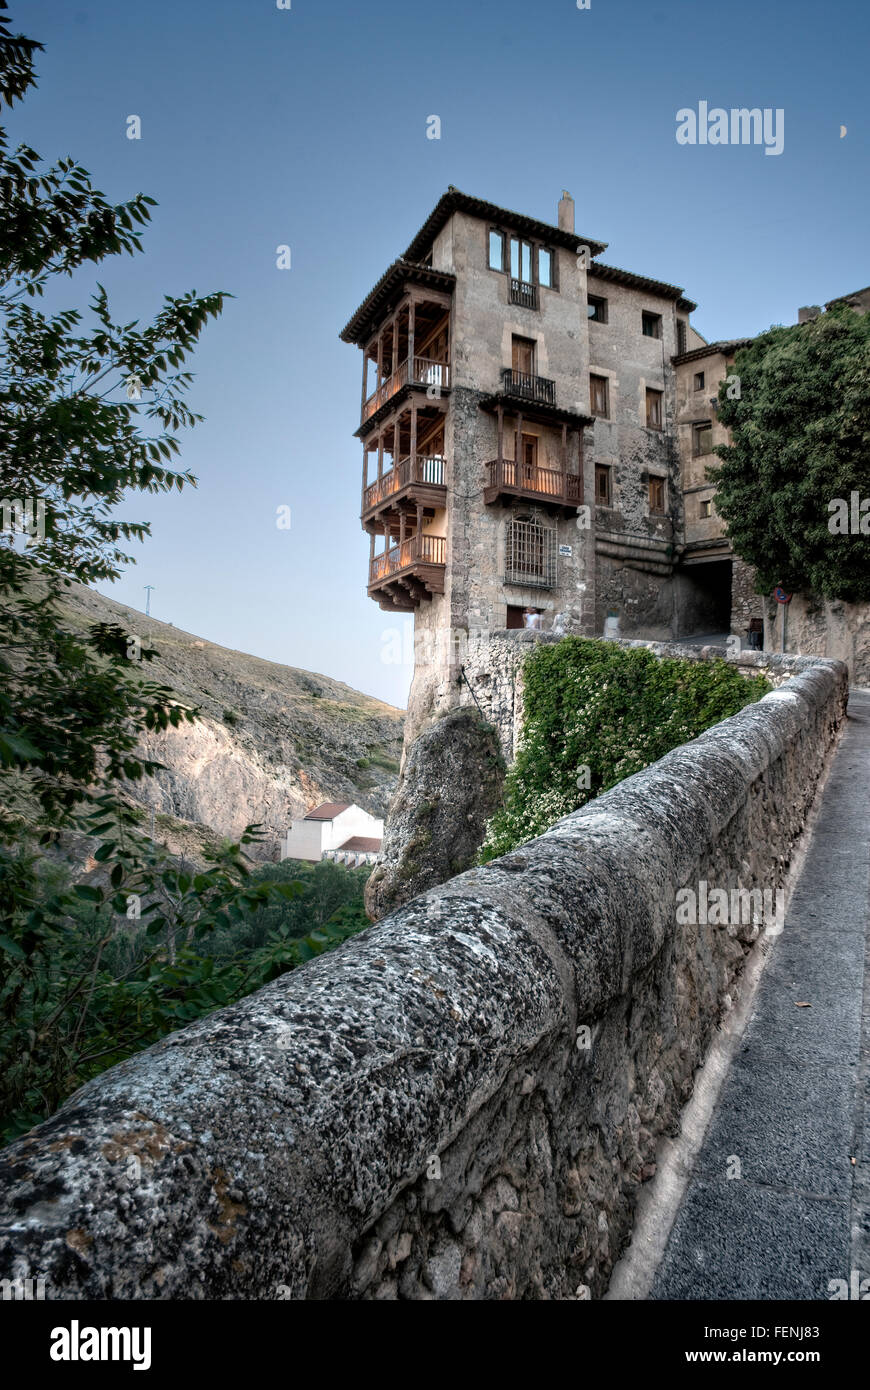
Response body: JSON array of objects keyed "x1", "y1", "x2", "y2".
[{"x1": 57, "y1": 584, "x2": 404, "y2": 858}]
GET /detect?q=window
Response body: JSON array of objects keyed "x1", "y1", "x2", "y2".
[
  {"x1": 677, "y1": 319, "x2": 687, "y2": 354},
  {"x1": 590, "y1": 373, "x2": 609, "y2": 418},
  {"x1": 504, "y1": 517, "x2": 557, "y2": 588},
  {"x1": 700, "y1": 497, "x2": 714, "y2": 518},
  {"x1": 506, "y1": 604, "x2": 525, "y2": 629},
  {"x1": 595, "y1": 464, "x2": 612, "y2": 506},
  {"x1": 645, "y1": 388, "x2": 663, "y2": 429},
  {"x1": 649, "y1": 477, "x2": 666, "y2": 514},
  {"x1": 587, "y1": 294, "x2": 608, "y2": 323},
  {"x1": 692, "y1": 420, "x2": 713, "y2": 456},
  {"x1": 512, "y1": 335, "x2": 536, "y2": 377},
  {"x1": 488, "y1": 230, "x2": 504, "y2": 271},
  {"x1": 642, "y1": 312, "x2": 663, "y2": 339},
  {"x1": 693, "y1": 370, "x2": 705, "y2": 391},
  {"x1": 510, "y1": 237, "x2": 533, "y2": 285},
  {"x1": 538, "y1": 248, "x2": 553, "y2": 288}
]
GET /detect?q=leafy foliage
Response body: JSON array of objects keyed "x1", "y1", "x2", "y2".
[
  {"x1": 0, "y1": 806, "x2": 368, "y2": 1144},
  {"x1": 0, "y1": 5, "x2": 365, "y2": 1146},
  {"x1": 480, "y1": 640, "x2": 770, "y2": 861},
  {"x1": 710, "y1": 306, "x2": 870, "y2": 603}
]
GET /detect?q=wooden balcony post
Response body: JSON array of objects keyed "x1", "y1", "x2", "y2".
[
  {"x1": 361, "y1": 443, "x2": 368, "y2": 511},
  {"x1": 562, "y1": 423, "x2": 568, "y2": 500},
  {"x1": 408, "y1": 299, "x2": 416, "y2": 378},
  {"x1": 516, "y1": 411, "x2": 523, "y2": 466},
  {"x1": 410, "y1": 401, "x2": 418, "y2": 471},
  {"x1": 497, "y1": 403, "x2": 504, "y2": 462},
  {"x1": 392, "y1": 310, "x2": 400, "y2": 381},
  {"x1": 361, "y1": 347, "x2": 370, "y2": 414},
  {"x1": 399, "y1": 511, "x2": 406, "y2": 546},
  {"x1": 377, "y1": 432, "x2": 384, "y2": 481},
  {"x1": 416, "y1": 502, "x2": 423, "y2": 557},
  {"x1": 376, "y1": 333, "x2": 383, "y2": 392}
]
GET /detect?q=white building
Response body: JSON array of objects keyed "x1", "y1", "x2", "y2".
[{"x1": 281, "y1": 802, "x2": 383, "y2": 868}]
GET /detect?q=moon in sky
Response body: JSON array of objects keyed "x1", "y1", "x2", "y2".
[{"x1": 840, "y1": 125, "x2": 847, "y2": 138}]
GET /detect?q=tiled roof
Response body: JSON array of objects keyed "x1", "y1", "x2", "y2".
[
  {"x1": 588, "y1": 261, "x2": 697, "y2": 311},
  {"x1": 402, "y1": 187, "x2": 608, "y2": 264},
  {"x1": 672, "y1": 338, "x2": 754, "y2": 366},
  {"x1": 336, "y1": 836, "x2": 381, "y2": 853},
  {"x1": 304, "y1": 802, "x2": 351, "y2": 821},
  {"x1": 339, "y1": 259, "x2": 456, "y2": 346}
]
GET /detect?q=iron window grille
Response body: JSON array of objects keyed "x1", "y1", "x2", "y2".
[{"x1": 504, "y1": 516, "x2": 557, "y2": 589}]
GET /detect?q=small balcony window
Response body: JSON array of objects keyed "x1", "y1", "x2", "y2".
[
  {"x1": 538, "y1": 248, "x2": 553, "y2": 288},
  {"x1": 488, "y1": 230, "x2": 504, "y2": 272},
  {"x1": 510, "y1": 237, "x2": 533, "y2": 285},
  {"x1": 595, "y1": 464, "x2": 611, "y2": 506},
  {"x1": 590, "y1": 373, "x2": 609, "y2": 419},
  {"x1": 692, "y1": 420, "x2": 713, "y2": 456},
  {"x1": 587, "y1": 295, "x2": 608, "y2": 323},
  {"x1": 645, "y1": 388, "x2": 663, "y2": 429},
  {"x1": 642, "y1": 311, "x2": 663, "y2": 339},
  {"x1": 649, "y1": 477, "x2": 666, "y2": 514},
  {"x1": 676, "y1": 319, "x2": 687, "y2": 354}
]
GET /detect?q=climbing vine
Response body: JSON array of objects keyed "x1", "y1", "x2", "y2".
[{"x1": 479, "y1": 639, "x2": 770, "y2": 862}]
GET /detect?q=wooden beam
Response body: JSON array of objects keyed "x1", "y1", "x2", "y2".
[{"x1": 497, "y1": 403, "x2": 504, "y2": 461}]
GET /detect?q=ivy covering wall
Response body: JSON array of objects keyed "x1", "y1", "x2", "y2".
[{"x1": 480, "y1": 640, "x2": 771, "y2": 862}]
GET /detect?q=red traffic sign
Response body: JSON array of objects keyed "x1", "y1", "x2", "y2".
[{"x1": 774, "y1": 586, "x2": 792, "y2": 604}]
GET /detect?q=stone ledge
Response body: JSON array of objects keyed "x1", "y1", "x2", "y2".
[{"x1": 0, "y1": 657, "x2": 848, "y2": 1300}]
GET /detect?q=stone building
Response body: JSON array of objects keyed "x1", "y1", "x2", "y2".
[{"x1": 341, "y1": 189, "x2": 865, "y2": 740}]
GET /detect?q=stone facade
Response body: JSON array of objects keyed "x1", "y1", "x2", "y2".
[
  {"x1": 0, "y1": 654, "x2": 847, "y2": 1299},
  {"x1": 343, "y1": 189, "x2": 866, "y2": 753}
]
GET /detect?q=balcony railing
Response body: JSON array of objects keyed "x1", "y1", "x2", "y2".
[
  {"x1": 362, "y1": 357, "x2": 451, "y2": 422},
  {"x1": 509, "y1": 279, "x2": 538, "y2": 310},
  {"x1": 500, "y1": 367, "x2": 556, "y2": 405},
  {"x1": 363, "y1": 454, "x2": 446, "y2": 512},
  {"x1": 485, "y1": 458, "x2": 582, "y2": 504},
  {"x1": 369, "y1": 532, "x2": 446, "y2": 584}
]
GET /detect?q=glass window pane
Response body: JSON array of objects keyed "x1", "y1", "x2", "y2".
[
  {"x1": 510, "y1": 238, "x2": 519, "y2": 279},
  {"x1": 521, "y1": 241, "x2": 531, "y2": 283},
  {"x1": 539, "y1": 249, "x2": 551, "y2": 287},
  {"x1": 488, "y1": 231, "x2": 503, "y2": 271}
]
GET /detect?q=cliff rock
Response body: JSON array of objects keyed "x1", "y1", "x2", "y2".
[{"x1": 365, "y1": 708, "x2": 505, "y2": 920}]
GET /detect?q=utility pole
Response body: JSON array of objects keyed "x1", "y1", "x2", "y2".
[{"x1": 143, "y1": 584, "x2": 155, "y2": 617}]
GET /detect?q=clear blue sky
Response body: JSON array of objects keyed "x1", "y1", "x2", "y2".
[{"x1": 11, "y1": 0, "x2": 869, "y2": 707}]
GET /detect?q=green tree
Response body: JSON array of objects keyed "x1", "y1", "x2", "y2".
[
  {"x1": 0, "y1": 7, "x2": 365, "y2": 1142},
  {"x1": 0, "y1": 2, "x2": 228, "y2": 822},
  {"x1": 710, "y1": 306, "x2": 870, "y2": 603}
]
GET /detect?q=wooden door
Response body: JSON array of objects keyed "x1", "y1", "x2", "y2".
[
  {"x1": 521, "y1": 434, "x2": 538, "y2": 485},
  {"x1": 512, "y1": 337, "x2": 534, "y2": 377}
]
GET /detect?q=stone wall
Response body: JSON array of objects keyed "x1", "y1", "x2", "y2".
[
  {"x1": 0, "y1": 656, "x2": 847, "y2": 1300},
  {"x1": 764, "y1": 591, "x2": 870, "y2": 689},
  {"x1": 457, "y1": 629, "x2": 813, "y2": 763}
]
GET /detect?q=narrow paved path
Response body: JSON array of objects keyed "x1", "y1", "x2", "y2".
[{"x1": 650, "y1": 688, "x2": 870, "y2": 1300}]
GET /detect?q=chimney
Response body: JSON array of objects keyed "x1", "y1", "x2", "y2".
[
  {"x1": 798, "y1": 305, "x2": 821, "y2": 324},
  {"x1": 558, "y1": 190, "x2": 575, "y2": 234}
]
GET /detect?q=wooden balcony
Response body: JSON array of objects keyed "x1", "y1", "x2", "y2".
[
  {"x1": 484, "y1": 458, "x2": 583, "y2": 515},
  {"x1": 362, "y1": 357, "x2": 450, "y2": 425},
  {"x1": 501, "y1": 367, "x2": 555, "y2": 406},
  {"x1": 368, "y1": 532, "x2": 446, "y2": 611},
  {"x1": 509, "y1": 279, "x2": 538, "y2": 310},
  {"x1": 362, "y1": 454, "x2": 446, "y2": 518}
]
